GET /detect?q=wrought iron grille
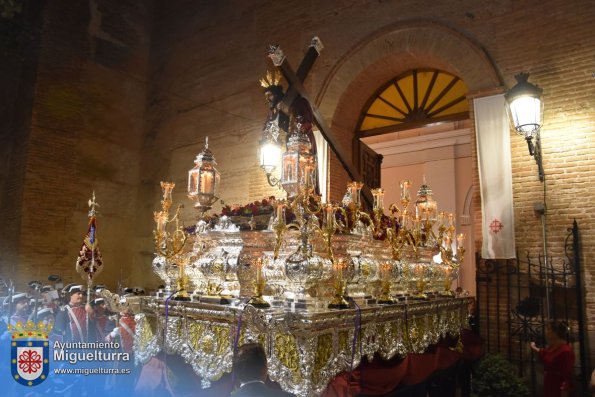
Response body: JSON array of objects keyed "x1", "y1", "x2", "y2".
[{"x1": 475, "y1": 220, "x2": 589, "y2": 396}]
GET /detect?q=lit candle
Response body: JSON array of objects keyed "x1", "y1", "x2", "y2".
[
  {"x1": 154, "y1": 211, "x2": 165, "y2": 233},
  {"x1": 444, "y1": 235, "x2": 452, "y2": 247},
  {"x1": 191, "y1": 173, "x2": 199, "y2": 194},
  {"x1": 438, "y1": 211, "x2": 445, "y2": 226},
  {"x1": 400, "y1": 180, "x2": 411, "y2": 202},
  {"x1": 372, "y1": 188, "x2": 385, "y2": 212},
  {"x1": 457, "y1": 233, "x2": 465, "y2": 248},
  {"x1": 276, "y1": 202, "x2": 284, "y2": 222},
  {"x1": 160, "y1": 181, "x2": 175, "y2": 211},
  {"x1": 348, "y1": 182, "x2": 363, "y2": 208},
  {"x1": 447, "y1": 213, "x2": 455, "y2": 228},
  {"x1": 325, "y1": 204, "x2": 334, "y2": 227},
  {"x1": 200, "y1": 171, "x2": 213, "y2": 194}
]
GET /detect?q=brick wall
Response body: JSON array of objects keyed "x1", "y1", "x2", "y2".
[{"x1": 0, "y1": 0, "x2": 156, "y2": 288}]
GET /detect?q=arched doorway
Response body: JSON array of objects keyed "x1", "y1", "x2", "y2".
[{"x1": 357, "y1": 68, "x2": 474, "y2": 292}]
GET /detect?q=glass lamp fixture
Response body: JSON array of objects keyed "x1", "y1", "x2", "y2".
[
  {"x1": 505, "y1": 72, "x2": 544, "y2": 181},
  {"x1": 505, "y1": 73, "x2": 543, "y2": 139},
  {"x1": 415, "y1": 177, "x2": 437, "y2": 222},
  {"x1": 259, "y1": 136, "x2": 282, "y2": 186},
  {"x1": 188, "y1": 137, "x2": 221, "y2": 218},
  {"x1": 281, "y1": 122, "x2": 317, "y2": 199}
]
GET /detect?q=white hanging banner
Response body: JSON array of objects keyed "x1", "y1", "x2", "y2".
[{"x1": 474, "y1": 94, "x2": 516, "y2": 259}]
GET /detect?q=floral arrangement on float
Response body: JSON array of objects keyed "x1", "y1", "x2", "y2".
[
  {"x1": 219, "y1": 197, "x2": 275, "y2": 230},
  {"x1": 217, "y1": 194, "x2": 397, "y2": 238}
]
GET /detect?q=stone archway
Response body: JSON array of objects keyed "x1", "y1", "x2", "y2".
[{"x1": 316, "y1": 19, "x2": 503, "y2": 126}]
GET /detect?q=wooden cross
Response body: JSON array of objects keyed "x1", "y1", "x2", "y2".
[{"x1": 268, "y1": 37, "x2": 373, "y2": 207}]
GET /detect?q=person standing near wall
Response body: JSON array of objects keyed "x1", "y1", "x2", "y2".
[{"x1": 530, "y1": 321, "x2": 575, "y2": 397}]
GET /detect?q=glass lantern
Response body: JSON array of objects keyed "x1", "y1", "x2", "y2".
[
  {"x1": 188, "y1": 137, "x2": 220, "y2": 217},
  {"x1": 505, "y1": 73, "x2": 543, "y2": 139},
  {"x1": 281, "y1": 129, "x2": 316, "y2": 199},
  {"x1": 415, "y1": 178, "x2": 437, "y2": 222}
]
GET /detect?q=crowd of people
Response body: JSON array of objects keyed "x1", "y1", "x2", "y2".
[
  {"x1": 3, "y1": 276, "x2": 592, "y2": 397},
  {"x1": 0, "y1": 276, "x2": 137, "y2": 351}
]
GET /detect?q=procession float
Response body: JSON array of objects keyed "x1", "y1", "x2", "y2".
[{"x1": 100, "y1": 37, "x2": 472, "y2": 397}]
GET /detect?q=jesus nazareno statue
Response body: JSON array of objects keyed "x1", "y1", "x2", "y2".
[
  {"x1": 261, "y1": 70, "x2": 288, "y2": 143},
  {"x1": 260, "y1": 70, "x2": 320, "y2": 195}
]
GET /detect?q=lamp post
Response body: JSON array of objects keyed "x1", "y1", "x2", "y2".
[
  {"x1": 505, "y1": 72, "x2": 544, "y2": 181},
  {"x1": 506, "y1": 72, "x2": 550, "y2": 320}
]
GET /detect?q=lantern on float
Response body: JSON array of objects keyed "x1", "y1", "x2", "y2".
[{"x1": 188, "y1": 137, "x2": 220, "y2": 218}]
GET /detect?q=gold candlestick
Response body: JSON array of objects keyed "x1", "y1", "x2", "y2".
[
  {"x1": 272, "y1": 200, "x2": 287, "y2": 260},
  {"x1": 439, "y1": 264, "x2": 454, "y2": 296},
  {"x1": 250, "y1": 257, "x2": 270, "y2": 308},
  {"x1": 174, "y1": 258, "x2": 191, "y2": 301},
  {"x1": 377, "y1": 262, "x2": 395, "y2": 304},
  {"x1": 153, "y1": 181, "x2": 190, "y2": 300},
  {"x1": 328, "y1": 259, "x2": 349, "y2": 309},
  {"x1": 371, "y1": 188, "x2": 385, "y2": 237},
  {"x1": 400, "y1": 180, "x2": 411, "y2": 209},
  {"x1": 412, "y1": 263, "x2": 428, "y2": 299}
]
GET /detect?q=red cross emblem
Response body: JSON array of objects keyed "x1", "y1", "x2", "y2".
[
  {"x1": 18, "y1": 350, "x2": 42, "y2": 374},
  {"x1": 489, "y1": 219, "x2": 503, "y2": 234}
]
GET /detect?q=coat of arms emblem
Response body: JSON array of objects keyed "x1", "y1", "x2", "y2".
[{"x1": 8, "y1": 320, "x2": 51, "y2": 387}]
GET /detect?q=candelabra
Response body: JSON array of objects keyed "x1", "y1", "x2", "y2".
[
  {"x1": 385, "y1": 180, "x2": 417, "y2": 261},
  {"x1": 316, "y1": 203, "x2": 347, "y2": 265},
  {"x1": 372, "y1": 179, "x2": 467, "y2": 299},
  {"x1": 153, "y1": 182, "x2": 190, "y2": 300},
  {"x1": 345, "y1": 181, "x2": 373, "y2": 233},
  {"x1": 438, "y1": 223, "x2": 466, "y2": 296}
]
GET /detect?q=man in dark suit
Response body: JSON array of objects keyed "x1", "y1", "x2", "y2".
[{"x1": 231, "y1": 343, "x2": 295, "y2": 397}]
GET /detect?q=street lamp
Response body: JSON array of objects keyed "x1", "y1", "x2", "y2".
[{"x1": 505, "y1": 72, "x2": 544, "y2": 181}]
